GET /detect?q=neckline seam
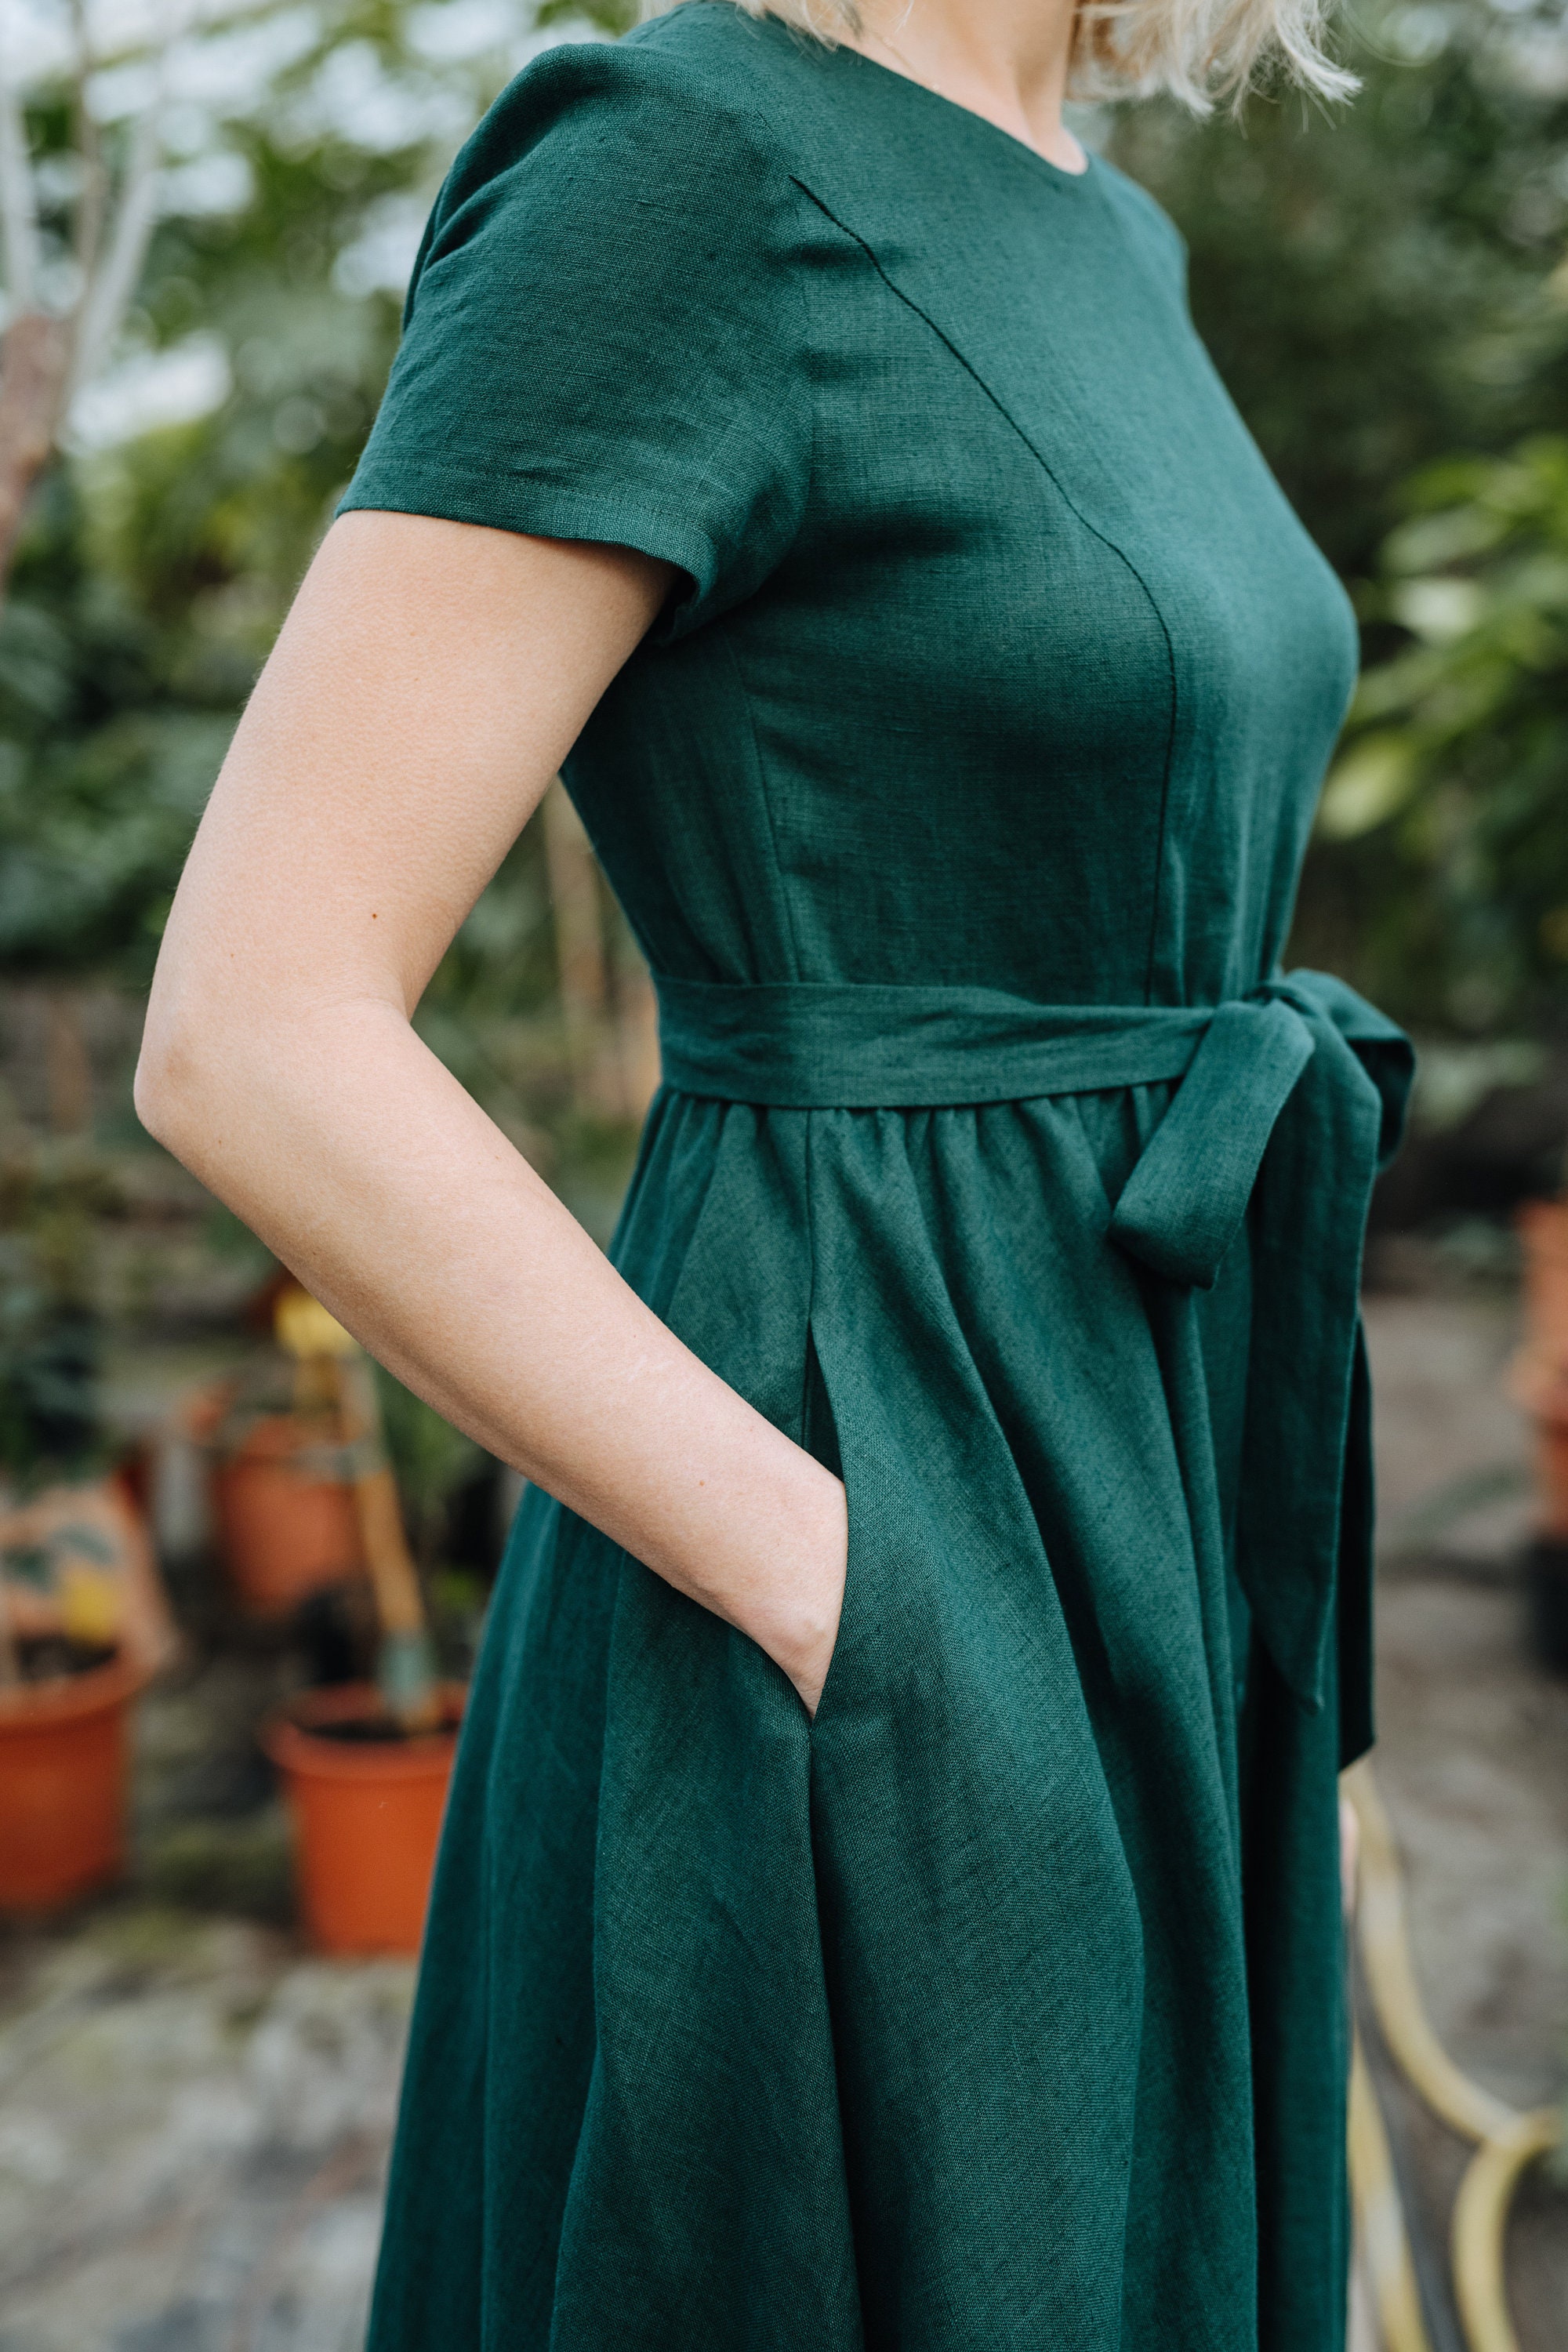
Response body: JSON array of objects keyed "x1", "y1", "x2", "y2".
[
  {"x1": 833, "y1": 38, "x2": 1097, "y2": 190},
  {"x1": 653, "y1": 7, "x2": 1098, "y2": 194}
]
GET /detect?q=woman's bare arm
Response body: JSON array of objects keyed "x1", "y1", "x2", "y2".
[{"x1": 136, "y1": 510, "x2": 846, "y2": 1713}]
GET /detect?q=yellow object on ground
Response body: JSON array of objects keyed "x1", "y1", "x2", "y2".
[
  {"x1": 1348, "y1": 2029, "x2": 1434, "y2": 2352},
  {"x1": 1343, "y1": 1760, "x2": 1561, "y2": 2352}
]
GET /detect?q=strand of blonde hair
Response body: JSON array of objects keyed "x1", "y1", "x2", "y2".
[{"x1": 641, "y1": 0, "x2": 1356, "y2": 112}]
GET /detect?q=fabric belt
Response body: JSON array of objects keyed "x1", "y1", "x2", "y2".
[{"x1": 656, "y1": 967, "x2": 1415, "y2": 1712}]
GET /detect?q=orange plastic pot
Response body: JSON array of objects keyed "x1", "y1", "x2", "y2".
[
  {"x1": 1531, "y1": 1420, "x2": 1568, "y2": 1539},
  {"x1": 1512, "y1": 1203, "x2": 1568, "y2": 1535},
  {"x1": 211, "y1": 1416, "x2": 365, "y2": 1618},
  {"x1": 1518, "y1": 1200, "x2": 1568, "y2": 1359},
  {"x1": 263, "y1": 1682, "x2": 464, "y2": 1956},
  {"x1": 0, "y1": 1653, "x2": 147, "y2": 1911}
]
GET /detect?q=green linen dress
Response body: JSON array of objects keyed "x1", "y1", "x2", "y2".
[{"x1": 340, "y1": 9, "x2": 1413, "y2": 2347}]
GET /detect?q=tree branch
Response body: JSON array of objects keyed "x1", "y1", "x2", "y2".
[
  {"x1": 71, "y1": 93, "x2": 164, "y2": 392},
  {"x1": 0, "y1": 308, "x2": 71, "y2": 580},
  {"x1": 0, "y1": 7, "x2": 40, "y2": 313},
  {"x1": 68, "y1": 0, "x2": 108, "y2": 295}
]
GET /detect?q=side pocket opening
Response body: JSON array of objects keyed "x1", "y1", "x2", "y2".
[{"x1": 803, "y1": 1323, "x2": 851, "y2": 1730}]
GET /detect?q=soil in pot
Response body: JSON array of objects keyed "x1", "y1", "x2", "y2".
[
  {"x1": 306, "y1": 1712, "x2": 439, "y2": 1744},
  {"x1": 14, "y1": 1634, "x2": 117, "y2": 1682}
]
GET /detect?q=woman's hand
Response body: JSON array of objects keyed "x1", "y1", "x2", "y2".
[
  {"x1": 136, "y1": 511, "x2": 845, "y2": 1707},
  {"x1": 745, "y1": 1469, "x2": 848, "y2": 1719}
]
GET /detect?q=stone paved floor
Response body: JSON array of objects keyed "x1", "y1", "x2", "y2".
[
  {"x1": 0, "y1": 1918, "x2": 408, "y2": 2352},
  {"x1": 1359, "y1": 1287, "x2": 1567, "y2": 2352},
  {"x1": 0, "y1": 1282, "x2": 1563, "y2": 2349}
]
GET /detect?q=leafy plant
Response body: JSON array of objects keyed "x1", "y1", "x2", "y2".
[
  {"x1": 0, "y1": 1142, "x2": 116, "y2": 1485},
  {"x1": 1112, "y1": 0, "x2": 1568, "y2": 579},
  {"x1": 1310, "y1": 434, "x2": 1568, "y2": 1033},
  {"x1": 0, "y1": 1290, "x2": 101, "y2": 1486}
]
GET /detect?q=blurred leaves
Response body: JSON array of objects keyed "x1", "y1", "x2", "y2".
[
  {"x1": 0, "y1": 0, "x2": 614, "y2": 1214},
  {"x1": 1117, "y1": 0, "x2": 1568, "y2": 1036},
  {"x1": 0, "y1": 1141, "x2": 118, "y2": 1479},
  {"x1": 2, "y1": 0, "x2": 1566, "y2": 1069},
  {"x1": 1112, "y1": 0, "x2": 1568, "y2": 579},
  {"x1": 1310, "y1": 436, "x2": 1568, "y2": 1033},
  {"x1": 0, "y1": 1291, "x2": 102, "y2": 1483},
  {"x1": 0, "y1": 0, "x2": 523, "y2": 988}
]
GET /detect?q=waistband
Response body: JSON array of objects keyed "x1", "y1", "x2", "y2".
[
  {"x1": 653, "y1": 966, "x2": 1415, "y2": 1716},
  {"x1": 655, "y1": 970, "x2": 1406, "y2": 1282},
  {"x1": 658, "y1": 977, "x2": 1214, "y2": 1109}
]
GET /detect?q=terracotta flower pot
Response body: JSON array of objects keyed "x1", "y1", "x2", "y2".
[
  {"x1": 0, "y1": 1652, "x2": 147, "y2": 1911},
  {"x1": 211, "y1": 1415, "x2": 365, "y2": 1619},
  {"x1": 1534, "y1": 1421, "x2": 1568, "y2": 1538},
  {"x1": 262, "y1": 1682, "x2": 464, "y2": 1956},
  {"x1": 1511, "y1": 1201, "x2": 1568, "y2": 1537},
  {"x1": 1517, "y1": 1200, "x2": 1568, "y2": 1344}
]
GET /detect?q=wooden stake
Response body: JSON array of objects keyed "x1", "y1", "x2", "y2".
[{"x1": 272, "y1": 1286, "x2": 440, "y2": 1731}]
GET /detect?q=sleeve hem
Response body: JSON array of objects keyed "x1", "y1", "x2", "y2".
[{"x1": 336, "y1": 465, "x2": 720, "y2": 617}]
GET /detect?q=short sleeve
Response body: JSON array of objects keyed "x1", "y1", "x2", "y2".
[{"x1": 339, "y1": 40, "x2": 814, "y2": 639}]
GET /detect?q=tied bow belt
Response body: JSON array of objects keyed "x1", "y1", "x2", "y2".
[{"x1": 656, "y1": 967, "x2": 1414, "y2": 1715}]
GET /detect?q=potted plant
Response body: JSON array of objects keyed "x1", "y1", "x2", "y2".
[
  {"x1": 178, "y1": 1266, "x2": 370, "y2": 1621},
  {"x1": 261, "y1": 1287, "x2": 471, "y2": 1955},
  {"x1": 196, "y1": 1339, "x2": 368, "y2": 1624},
  {"x1": 0, "y1": 1144, "x2": 176, "y2": 1910}
]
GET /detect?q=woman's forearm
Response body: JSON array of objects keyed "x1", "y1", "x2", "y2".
[
  {"x1": 136, "y1": 515, "x2": 847, "y2": 1713},
  {"x1": 139, "y1": 991, "x2": 845, "y2": 1709}
]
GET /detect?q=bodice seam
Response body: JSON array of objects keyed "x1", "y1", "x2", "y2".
[
  {"x1": 787, "y1": 174, "x2": 1181, "y2": 1010},
  {"x1": 714, "y1": 621, "x2": 808, "y2": 984}
]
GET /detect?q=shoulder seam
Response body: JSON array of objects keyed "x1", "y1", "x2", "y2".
[{"x1": 517, "y1": 33, "x2": 795, "y2": 175}]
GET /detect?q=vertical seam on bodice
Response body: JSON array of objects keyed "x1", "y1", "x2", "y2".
[
  {"x1": 788, "y1": 176, "x2": 1181, "y2": 1009},
  {"x1": 715, "y1": 619, "x2": 806, "y2": 982},
  {"x1": 1140, "y1": 685, "x2": 1180, "y2": 1006},
  {"x1": 784, "y1": 169, "x2": 819, "y2": 573},
  {"x1": 691, "y1": 161, "x2": 816, "y2": 987},
  {"x1": 800, "y1": 1105, "x2": 818, "y2": 1450}
]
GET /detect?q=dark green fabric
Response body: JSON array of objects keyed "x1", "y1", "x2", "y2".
[
  {"x1": 341, "y1": 9, "x2": 1414, "y2": 2347},
  {"x1": 656, "y1": 967, "x2": 1409, "y2": 1712}
]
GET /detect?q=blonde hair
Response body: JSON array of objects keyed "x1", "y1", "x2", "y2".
[{"x1": 642, "y1": 0, "x2": 1355, "y2": 113}]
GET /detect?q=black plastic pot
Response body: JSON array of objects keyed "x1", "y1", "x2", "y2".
[{"x1": 1524, "y1": 1537, "x2": 1568, "y2": 1675}]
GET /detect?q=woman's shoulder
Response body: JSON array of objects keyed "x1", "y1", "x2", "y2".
[
  {"x1": 355, "y1": 8, "x2": 817, "y2": 642},
  {"x1": 440, "y1": 9, "x2": 803, "y2": 219},
  {"x1": 622, "y1": 0, "x2": 805, "y2": 88},
  {"x1": 1089, "y1": 154, "x2": 1189, "y2": 286}
]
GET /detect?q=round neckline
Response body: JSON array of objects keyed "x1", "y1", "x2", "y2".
[{"x1": 834, "y1": 39, "x2": 1095, "y2": 191}]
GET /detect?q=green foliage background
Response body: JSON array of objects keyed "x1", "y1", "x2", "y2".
[
  {"x1": 1112, "y1": 0, "x2": 1568, "y2": 1036},
  {"x1": 2, "y1": 0, "x2": 1566, "y2": 1065},
  {"x1": 1316, "y1": 437, "x2": 1568, "y2": 1031}
]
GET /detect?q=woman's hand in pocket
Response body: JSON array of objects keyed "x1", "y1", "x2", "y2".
[{"x1": 742, "y1": 1458, "x2": 848, "y2": 1720}]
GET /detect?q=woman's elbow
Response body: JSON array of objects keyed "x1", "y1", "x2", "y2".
[
  {"x1": 133, "y1": 1018, "x2": 202, "y2": 1157},
  {"x1": 133, "y1": 982, "x2": 239, "y2": 1166}
]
